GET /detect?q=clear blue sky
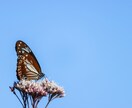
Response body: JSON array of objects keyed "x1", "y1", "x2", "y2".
[{"x1": 0, "y1": 0, "x2": 132, "y2": 108}]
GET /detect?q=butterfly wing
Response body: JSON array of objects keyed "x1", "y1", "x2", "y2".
[{"x1": 15, "y1": 40, "x2": 44, "y2": 80}]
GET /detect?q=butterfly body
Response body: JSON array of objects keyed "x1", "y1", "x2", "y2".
[{"x1": 16, "y1": 40, "x2": 44, "y2": 80}]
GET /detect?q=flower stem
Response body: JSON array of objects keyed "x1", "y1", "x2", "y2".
[
  {"x1": 45, "y1": 100, "x2": 50, "y2": 108},
  {"x1": 13, "y1": 91, "x2": 24, "y2": 107},
  {"x1": 45, "y1": 96, "x2": 52, "y2": 108}
]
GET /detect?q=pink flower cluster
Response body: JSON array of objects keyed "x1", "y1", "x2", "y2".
[
  {"x1": 10, "y1": 78, "x2": 65, "y2": 108},
  {"x1": 14, "y1": 79, "x2": 65, "y2": 98}
]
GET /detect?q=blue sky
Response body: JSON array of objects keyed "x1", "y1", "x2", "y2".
[{"x1": 0, "y1": 0, "x2": 132, "y2": 108}]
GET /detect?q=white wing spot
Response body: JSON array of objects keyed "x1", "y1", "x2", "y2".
[{"x1": 22, "y1": 50, "x2": 25, "y2": 53}]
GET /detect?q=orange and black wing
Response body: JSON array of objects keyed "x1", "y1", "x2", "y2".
[{"x1": 15, "y1": 40, "x2": 44, "y2": 80}]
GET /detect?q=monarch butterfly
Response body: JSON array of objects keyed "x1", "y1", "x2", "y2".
[{"x1": 15, "y1": 40, "x2": 44, "y2": 80}]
